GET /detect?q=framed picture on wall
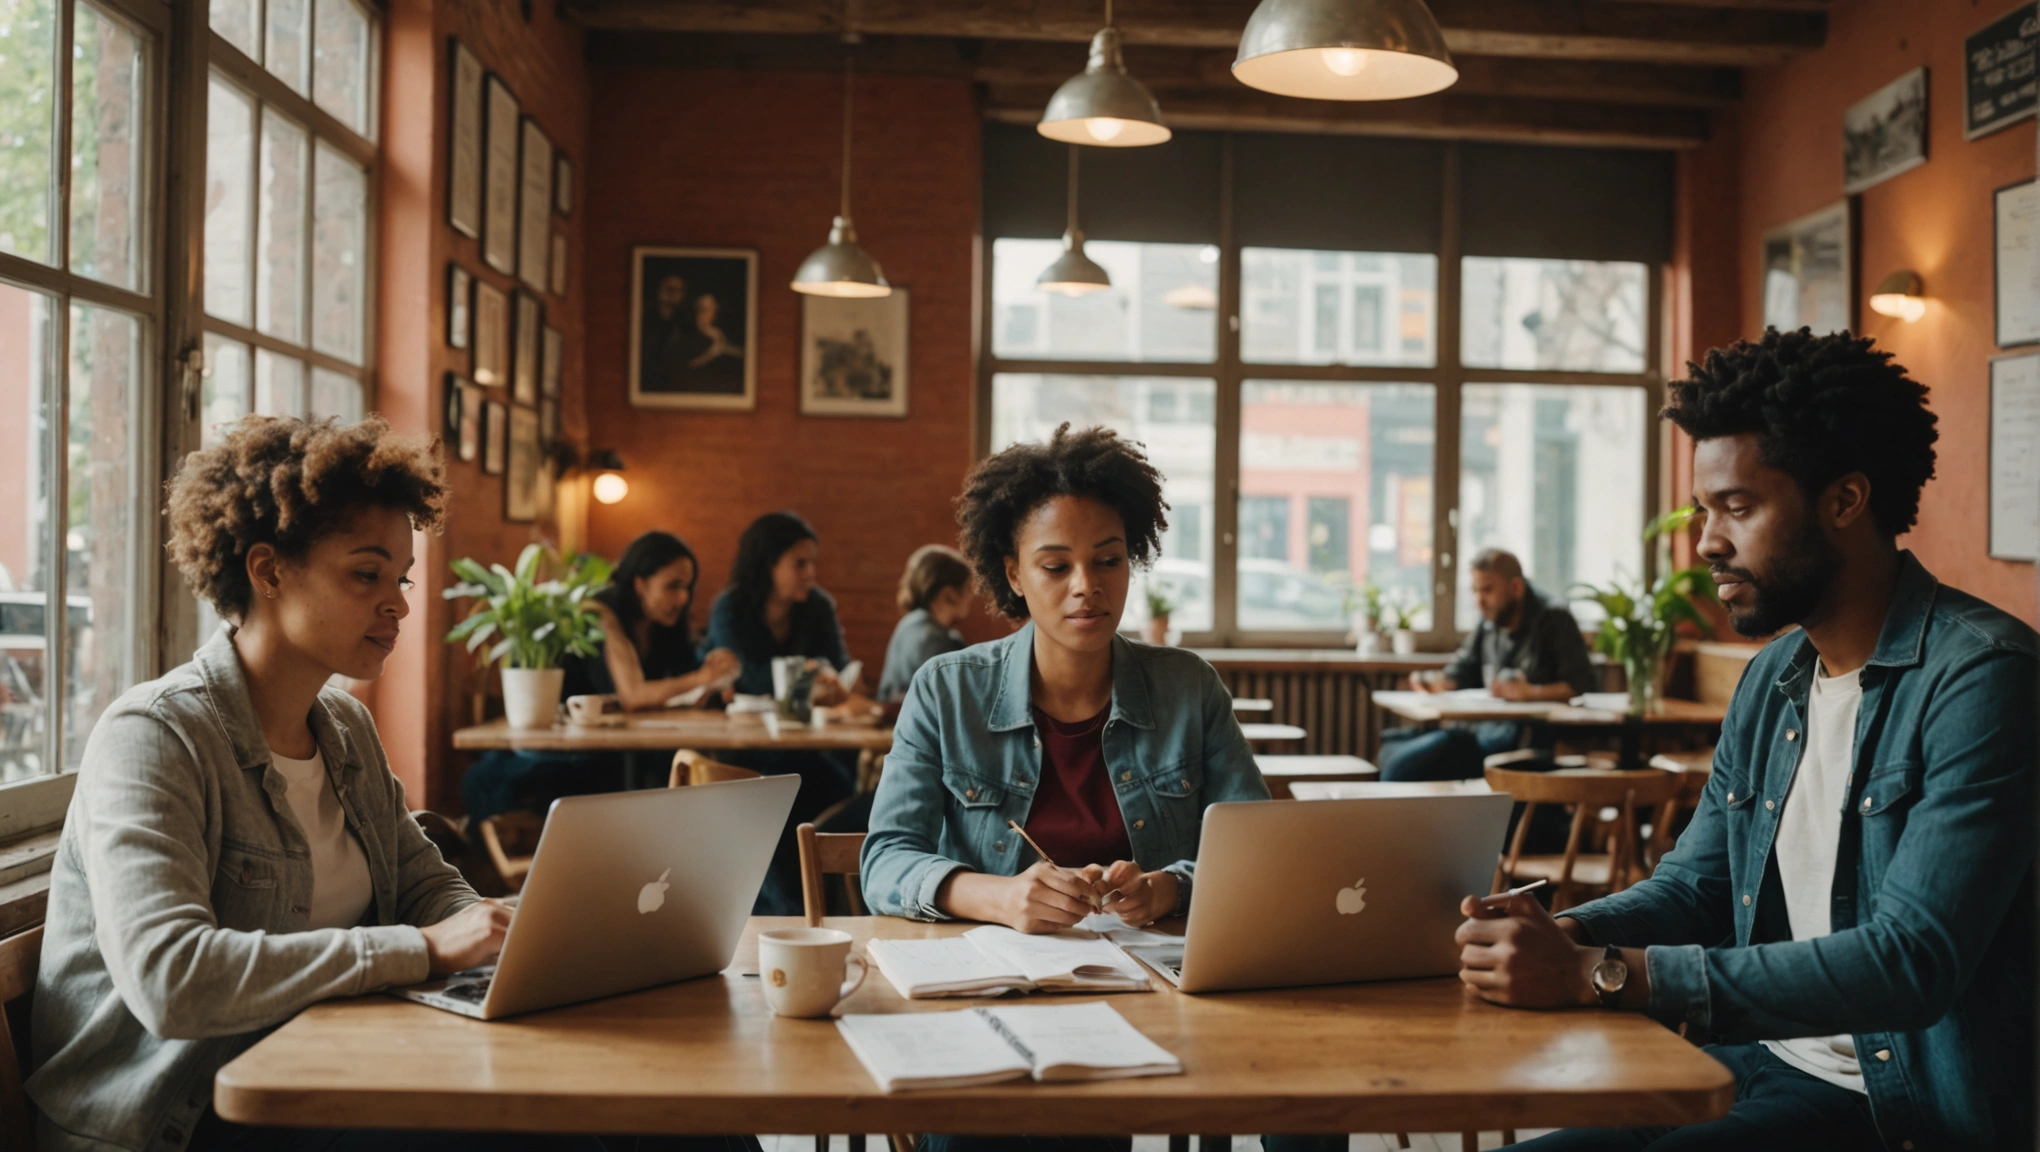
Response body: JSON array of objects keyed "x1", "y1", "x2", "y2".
[
  {"x1": 473, "y1": 279, "x2": 509, "y2": 387},
  {"x1": 445, "y1": 374, "x2": 482, "y2": 463},
  {"x1": 800, "y1": 287, "x2": 910, "y2": 418},
  {"x1": 1965, "y1": 4, "x2": 2038, "y2": 140},
  {"x1": 1843, "y1": 67, "x2": 1928, "y2": 195},
  {"x1": 1990, "y1": 351, "x2": 2040, "y2": 560},
  {"x1": 1760, "y1": 200, "x2": 1854, "y2": 336},
  {"x1": 447, "y1": 263, "x2": 471, "y2": 350},
  {"x1": 541, "y1": 324, "x2": 562, "y2": 398},
  {"x1": 506, "y1": 405, "x2": 542, "y2": 522},
  {"x1": 482, "y1": 75, "x2": 519, "y2": 275},
  {"x1": 539, "y1": 398, "x2": 559, "y2": 445},
  {"x1": 555, "y1": 155, "x2": 573, "y2": 215},
  {"x1": 482, "y1": 400, "x2": 508, "y2": 474},
  {"x1": 448, "y1": 40, "x2": 482, "y2": 238},
  {"x1": 512, "y1": 291, "x2": 542, "y2": 405},
  {"x1": 628, "y1": 246, "x2": 757, "y2": 410},
  {"x1": 1996, "y1": 179, "x2": 2040, "y2": 347},
  {"x1": 517, "y1": 119, "x2": 553, "y2": 292},
  {"x1": 550, "y1": 233, "x2": 567, "y2": 297}
]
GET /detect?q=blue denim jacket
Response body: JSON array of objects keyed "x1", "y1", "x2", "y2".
[
  {"x1": 1564, "y1": 553, "x2": 2036, "y2": 1151},
  {"x1": 861, "y1": 623, "x2": 1270, "y2": 919}
]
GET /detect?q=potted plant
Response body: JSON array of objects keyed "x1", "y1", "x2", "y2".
[
  {"x1": 1336, "y1": 574, "x2": 1385, "y2": 654},
  {"x1": 445, "y1": 544, "x2": 613, "y2": 729},
  {"x1": 1571, "y1": 508, "x2": 1719, "y2": 716},
  {"x1": 1382, "y1": 591, "x2": 1425, "y2": 654},
  {"x1": 1141, "y1": 579, "x2": 1178, "y2": 646}
]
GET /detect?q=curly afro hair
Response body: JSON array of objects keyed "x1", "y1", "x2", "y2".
[
  {"x1": 956, "y1": 424, "x2": 1169, "y2": 619},
  {"x1": 166, "y1": 415, "x2": 448, "y2": 619},
  {"x1": 1664, "y1": 327, "x2": 1938, "y2": 536}
]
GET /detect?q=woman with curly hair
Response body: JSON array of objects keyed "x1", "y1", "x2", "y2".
[
  {"x1": 26, "y1": 416, "x2": 681, "y2": 1152},
  {"x1": 861, "y1": 425, "x2": 1268, "y2": 942}
]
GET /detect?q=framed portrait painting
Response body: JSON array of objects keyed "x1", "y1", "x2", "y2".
[
  {"x1": 1760, "y1": 200, "x2": 1854, "y2": 336},
  {"x1": 800, "y1": 287, "x2": 909, "y2": 417},
  {"x1": 628, "y1": 246, "x2": 757, "y2": 410}
]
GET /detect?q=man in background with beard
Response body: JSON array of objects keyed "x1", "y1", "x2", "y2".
[{"x1": 1451, "y1": 328, "x2": 2035, "y2": 1151}]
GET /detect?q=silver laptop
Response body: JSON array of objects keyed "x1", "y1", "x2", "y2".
[
  {"x1": 1125, "y1": 794, "x2": 1512, "y2": 993},
  {"x1": 396, "y1": 774, "x2": 798, "y2": 1019}
]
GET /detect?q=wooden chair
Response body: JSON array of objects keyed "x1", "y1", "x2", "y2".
[
  {"x1": 1485, "y1": 766, "x2": 1679, "y2": 911},
  {"x1": 412, "y1": 809, "x2": 514, "y2": 898},
  {"x1": 668, "y1": 748, "x2": 763, "y2": 788},
  {"x1": 1646, "y1": 749, "x2": 1715, "y2": 870},
  {"x1": 0, "y1": 925, "x2": 42, "y2": 1152},
  {"x1": 477, "y1": 811, "x2": 544, "y2": 892},
  {"x1": 796, "y1": 821, "x2": 867, "y2": 926}
]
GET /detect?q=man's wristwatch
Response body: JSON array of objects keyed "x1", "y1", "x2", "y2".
[{"x1": 1590, "y1": 945, "x2": 1629, "y2": 1008}]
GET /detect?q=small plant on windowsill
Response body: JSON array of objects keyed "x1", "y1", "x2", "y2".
[
  {"x1": 1141, "y1": 579, "x2": 1179, "y2": 646},
  {"x1": 1381, "y1": 590, "x2": 1426, "y2": 655},
  {"x1": 1335, "y1": 574, "x2": 1387, "y2": 653},
  {"x1": 1571, "y1": 506, "x2": 1719, "y2": 716},
  {"x1": 444, "y1": 544, "x2": 613, "y2": 729}
]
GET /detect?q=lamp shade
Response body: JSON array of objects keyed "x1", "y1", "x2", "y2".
[
  {"x1": 1037, "y1": 230, "x2": 1113, "y2": 296},
  {"x1": 1868, "y1": 269, "x2": 1925, "y2": 323},
  {"x1": 1038, "y1": 27, "x2": 1173, "y2": 147},
  {"x1": 791, "y1": 216, "x2": 891, "y2": 298},
  {"x1": 1233, "y1": 0, "x2": 1458, "y2": 101}
]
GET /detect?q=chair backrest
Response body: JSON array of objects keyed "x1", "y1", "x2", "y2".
[
  {"x1": 669, "y1": 749, "x2": 763, "y2": 789},
  {"x1": 0, "y1": 925, "x2": 42, "y2": 1152},
  {"x1": 1645, "y1": 748, "x2": 1715, "y2": 868},
  {"x1": 1486, "y1": 767, "x2": 1679, "y2": 910},
  {"x1": 477, "y1": 811, "x2": 544, "y2": 891},
  {"x1": 796, "y1": 822, "x2": 868, "y2": 927}
]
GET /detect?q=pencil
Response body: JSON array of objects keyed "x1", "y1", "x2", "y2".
[
  {"x1": 1007, "y1": 820, "x2": 1103, "y2": 909},
  {"x1": 1479, "y1": 878, "x2": 1548, "y2": 908}
]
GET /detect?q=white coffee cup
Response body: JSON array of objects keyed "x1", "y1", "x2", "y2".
[
  {"x1": 758, "y1": 927, "x2": 867, "y2": 1018},
  {"x1": 565, "y1": 693, "x2": 622, "y2": 727}
]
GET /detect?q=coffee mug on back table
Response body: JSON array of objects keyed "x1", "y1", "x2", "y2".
[
  {"x1": 566, "y1": 693, "x2": 625, "y2": 727},
  {"x1": 758, "y1": 927, "x2": 866, "y2": 1018}
]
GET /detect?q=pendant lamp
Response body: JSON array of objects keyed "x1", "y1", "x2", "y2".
[
  {"x1": 1233, "y1": 0, "x2": 1458, "y2": 102},
  {"x1": 792, "y1": 58, "x2": 891, "y2": 298},
  {"x1": 1038, "y1": 0, "x2": 1171, "y2": 147},
  {"x1": 1037, "y1": 146, "x2": 1112, "y2": 297}
]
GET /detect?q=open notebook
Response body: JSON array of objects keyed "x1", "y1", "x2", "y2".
[
  {"x1": 836, "y1": 1001, "x2": 1182, "y2": 1092},
  {"x1": 867, "y1": 926, "x2": 1151, "y2": 998}
]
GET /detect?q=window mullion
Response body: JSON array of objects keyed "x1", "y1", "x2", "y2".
[
  {"x1": 299, "y1": 131, "x2": 317, "y2": 410},
  {"x1": 47, "y1": 297, "x2": 71, "y2": 777},
  {"x1": 54, "y1": 0, "x2": 76, "y2": 275},
  {"x1": 1432, "y1": 143, "x2": 1464, "y2": 642},
  {"x1": 1213, "y1": 133, "x2": 1241, "y2": 646}
]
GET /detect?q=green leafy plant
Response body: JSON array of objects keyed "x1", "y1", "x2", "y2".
[
  {"x1": 444, "y1": 544, "x2": 613, "y2": 670},
  {"x1": 1332, "y1": 573, "x2": 1385, "y2": 624},
  {"x1": 1381, "y1": 588, "x2": 1425, "y2": 632},
  {"x1": 1143, "y1": 578, "x2": 1178, "y2": 619},
  {"x1": 1571, "y1": 507, "x2": 1718, "y2": 714}
]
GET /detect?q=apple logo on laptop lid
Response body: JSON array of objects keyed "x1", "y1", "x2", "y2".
[
  {"x1": 638, "y1": 868, "x2": 671, "y2": 914},
  {"x1": 1336, "y1": 878, "x2": 1367, "y2": 916}
]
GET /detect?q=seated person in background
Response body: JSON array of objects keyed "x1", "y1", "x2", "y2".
[
  {"x1": 1379, "y1": 547, "x2": 1596, "y2": 782},
  {"x1": 1457, "y1": 329, "x2": 2034, "y2": 1152},
  {"x1": 878, "y1": 544, "x2": 975, "y2": 704}
]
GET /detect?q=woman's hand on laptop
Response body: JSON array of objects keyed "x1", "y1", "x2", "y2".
[
  {"x1": 420, "y1": 898, "x2": 516, "y2": 975},
  {"x1": 1099, "y1": 861, "x2": 1178, "y2": 926},
  {"x1": 1453, "y1": 892, "x2": 1599, "y2": 1008}
]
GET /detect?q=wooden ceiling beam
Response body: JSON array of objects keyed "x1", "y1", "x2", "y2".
[
  {"x1": 982, "y1": 83, "x2": 1713, "y2": 149},
  {"x1": 564, "y1": 0, "x2": 1824, "y2": 67},
  {"x1": 586, "y1": 32, "x2": 1744, "y2": 108}
]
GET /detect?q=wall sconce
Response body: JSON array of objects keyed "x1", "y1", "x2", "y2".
[
  {"x1": 1869, "y1": 270, "x2": 1926, "y2": 323},
  {"x1": 552, "y1": 446, "x2": 629, "y2": 504}
]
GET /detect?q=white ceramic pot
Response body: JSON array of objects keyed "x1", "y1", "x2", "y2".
[
  {"x1": 502, "y1": 667, "x2": 565, "y2": 729},
  {"x1": 1391, "y1": 629, "x2": 1418, "y2": 655}
]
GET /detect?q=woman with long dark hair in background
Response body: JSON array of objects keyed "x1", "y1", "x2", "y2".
[{"x1": 573, "y1": 531, "x2": 739, "y2": 710}]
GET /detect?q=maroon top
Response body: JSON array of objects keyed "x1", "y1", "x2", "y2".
[{"x1": 1023, "y1": 705, "x2": 1133, "y2": 868}]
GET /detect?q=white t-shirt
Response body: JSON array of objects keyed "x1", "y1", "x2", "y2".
[
  {"x1": 1760, "y1": 664, "x2": 1868, "y2": 1094},
  {"x1": 269, "y1": 746, "x2": 374, "y2": 931}
]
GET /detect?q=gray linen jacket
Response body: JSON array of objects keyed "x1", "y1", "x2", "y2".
[{"x1": 26, "y1": 628, "x2": 477, "y2": 1152}]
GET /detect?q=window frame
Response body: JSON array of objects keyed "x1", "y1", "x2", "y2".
[
  {"x1": 0, "y1": 0, "x2": 172, "y2": 826},
  {"x1": 975, "y1": 139, "x2": 1665, "y2": 649}
]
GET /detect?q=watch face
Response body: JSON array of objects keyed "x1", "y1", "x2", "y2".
[{"x1": 1592, "y1": 958, "x2": 1629, "y2": 993}]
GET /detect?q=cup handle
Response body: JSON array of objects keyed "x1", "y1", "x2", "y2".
[{"x1": 839, "y1": 955, "x2": 868, "y2": 1002}]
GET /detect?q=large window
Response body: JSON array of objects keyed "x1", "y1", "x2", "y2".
[
  {"x1": 979, "y1": 145, "x2": 1662, "y2": 645},
  {"x1": 0, "y1": 0, "x2": 163, "y2": 794}
]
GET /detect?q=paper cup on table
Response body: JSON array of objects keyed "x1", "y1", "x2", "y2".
[{"x1": 759, "y1": 927, "x2": 866, "y2": 1018}]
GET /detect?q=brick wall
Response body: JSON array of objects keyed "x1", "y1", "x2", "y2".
[{"x1": 581, "y1": 68, "x2": 997, "y2": 671}]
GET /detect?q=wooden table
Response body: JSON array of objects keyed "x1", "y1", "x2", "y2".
[
  {"x1": 1230, "y1": 698, "x2": 1274, "y2": 714},
  {"x1": 1546, "y1": 698, "x2": 1727, "y2": 728},
  {"x1": 1290, "y1": 780, "x2": 1493, "y2": 801},
  {"x1": 1371, "y1": 691, "x2": 1563, "y2": 725},
  {"x1": 452, "y1": 711, "x2": 896, "y2": 754},
  {"x1": 1238, "y1": 723, "x2": 1307, "y2": 744},
  {"x1": 215, "y1": 916, "x2": 1733, "y2": 1136},
  {"x1": 1253, "y1": 754, "x2": 1377, "y2": 800}
]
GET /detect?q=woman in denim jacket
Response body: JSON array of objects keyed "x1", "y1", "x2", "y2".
[{"x1": 862, "y1": 424, "x2": 1269, "y2": 938}]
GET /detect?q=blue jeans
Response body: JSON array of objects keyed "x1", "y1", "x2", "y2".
[
  {"x1": 1378, "y1": 722, "x2": 1523, "y2": 782},
  {"x1": 1512, "y1": 1043, "x2": 1879, "y2": 1151}
]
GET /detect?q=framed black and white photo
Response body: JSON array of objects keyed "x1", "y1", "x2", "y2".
[
  {"x1": 1760, "y1": 200, "x2": 1854, "y2": 336},
  {"x1": 1991, "y1": 351, "x2": 2040, "y2": 560},
  {"x1": 506, "y1": 406, "x2": 542, "y2": 522},
  {"x1": 512, "y1": 291, "x2": 542, "y2": 406},
  {"x1": 1997, "y1": 179, "x2": 2040, "y2": 347},
  {"x1": 448, "y1": 40, "x2": 482, "y2": 239},
  {"x1": 482, "y1": 75, "x2": 519, "y2": 275},
  {"x1": 447, "y1": 263, "x2": 471, "y2": 350},
  {"x1": 550, "y1": 233, "x2": 567, "y2": 297},
  {"x1": 541, "y1": 324, "x2": 562, "y2": 398},
  {"x1": 628, "y1": 246, "x2": 757, "y2": 410},
  {"x1": 800, "y1": 288, "x2": 910, "y2": 418},
  {"x1": 1966, "y1": 4, "x2": 2038, "y2": 140},
  {"x1": 554, "y1": 154, "x2": 572, "y2": 215},
  {"x1": 482, "y1": 400, "x2": 508, "y2": 475},
  {"x1": 1843, "y1": 67, "x2": 1928, "y2": 195},
  {"x1": 445, "y1": 375, "x2": 482, "y2": 463},
  {"x1": 474, "y1": 279, "x2": 509, "y2": 387},
  {"x1": 517, "y1": 119, "x2": 553, "y2": 292}
]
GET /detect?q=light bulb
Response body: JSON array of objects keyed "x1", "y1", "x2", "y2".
[
  {"x1": 1084, "y1": 117, "x2": 1128, "y2": 142},
  {"x1": 1322, "y1": 48, "x2": 1368, "y2": 77},
  {"x1": 1870, "y1": 294, "x2": 1925, "y2": 323},
  {"x1": 592, "y1": 472, "x2": 629, "y2": 504}
]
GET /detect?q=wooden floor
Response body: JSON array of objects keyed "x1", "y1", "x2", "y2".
[{"x1": 761, "y1": 1133, "x2": 1560, "y2": 1152}]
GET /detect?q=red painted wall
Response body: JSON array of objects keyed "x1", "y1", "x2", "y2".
[
  {"x1": 581, "y1": 68, "x2": 990, "y2": 670},
  {"x1": 1679, "y1": 0, "x2": 2036, "y2": 619}
]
